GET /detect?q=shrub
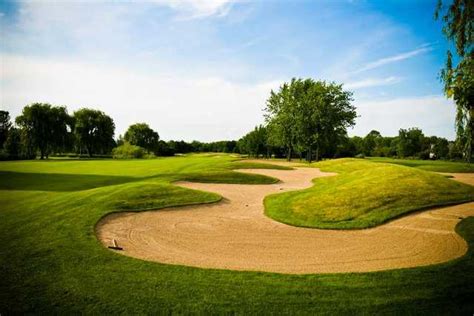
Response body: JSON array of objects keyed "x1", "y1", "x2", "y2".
[{"x1": 112, "y1": 142, "x2": 146, "y2": 159}]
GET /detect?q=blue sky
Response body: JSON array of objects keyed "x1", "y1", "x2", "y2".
[{"x1": 0, "y1": 0, "x2": 457, "y2": 141}]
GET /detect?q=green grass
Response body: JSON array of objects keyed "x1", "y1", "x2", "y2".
[
  {"x1": 367, "y1": 157, "x2": 474, "y2": 173},
  {"x1": 230, "y1": 161, "x2": 293, "y2": 170},
  {"x1": 265, "y1": 158, "x2": 474, "y2": 229},
  {"x1": 1, "y1": 154, "x2": 474, "y2": 313}
]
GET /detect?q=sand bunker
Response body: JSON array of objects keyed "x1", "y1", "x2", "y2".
[{"x1": 96, "y1": 166, "x2": 474, "y2": 274}]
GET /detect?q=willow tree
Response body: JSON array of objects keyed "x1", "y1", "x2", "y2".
[
  {"x1": 435, "y1": 0, "x2": 473, "y2": 162},
  {"x1": 15, "y1": 103, "x2": 71, "y2": 159},
  {"x1": 73, "y1": 108, "x2": 115, "y2": 157}
]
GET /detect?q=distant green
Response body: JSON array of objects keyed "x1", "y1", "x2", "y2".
[
  {"x1": 1, "y1": 154, "x2": 474, "y2": 313},
  {"x1": 265, "y1": 158, "x2": 474, "y2": 229},
  {"x1": 367, "y1": 157, "x2": 474, "y2": 173}
]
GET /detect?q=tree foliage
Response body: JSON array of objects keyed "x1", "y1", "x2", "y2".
[
  {"x1": 435, "y1": 0, "x2": 473, "y2": 162},
  {"x1": 15, "y1": 103, "x2": 71, "y2": 159},
  {"x1": 112, "y1": 142, "x2": 147, "y2": 159},
  {"x1": 73, "y1": 108, "x2": 115, "y2": 157},
  {"x1": 264, "y1": 78, "x2": 356, "y2": 162},
  {"x1": 398, "y1": 128, "x2": 426, "y2": 158},
  {"x1": 237, "y1": 125, "x2": 269, "y2": 157},
  {"x1": 124, "y1": 123, "x2": 160, "y2": 154},
  {"x1": 0, "y1": 110, "x2": 12, "y2": 149}
]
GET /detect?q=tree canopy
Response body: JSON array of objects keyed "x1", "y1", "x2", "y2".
[
  {"x1": 73, "y1": 108, "x2": 115, "y2": 157},
  {"x1": 15, "y1": 103, "x2": 71, "y2": 159},
  {"x1": 124, "y1": 123, "x2": 159, "y2": 154},
  {"x1": 264, "y1": 78, "x2": 356, "y2": 162},
  {"x1": 0, "y1": 110, "x2": 12, "y2": 149},
  {"x1": 435, "y1": 0, "x2": 473, "y2": 162}
]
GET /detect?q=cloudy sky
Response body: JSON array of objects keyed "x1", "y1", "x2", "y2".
[{"x1": 0, "y1": 0, "x2": 456, "y2": 141}]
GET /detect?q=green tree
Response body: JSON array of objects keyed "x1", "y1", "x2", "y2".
[
  {"x1": 0, "y1": 110, "x2": 12, "y2": 149},
  {"x1": 363, "y1": 130, "x2": 382, "y2": 156},
  {"x1": 397, "y1": 128, "x2": 425, "y2": 158},
  {"x1": 124, "y1": 123, "x2": 159, "y2": 154},
  {"x1": 264, "y1": 81, "x2": 299, "y2": 161},
  {"x1": 15, "y1": 103, "x2": 71, "y2": 159},
  {"x1": 265, "y1": 78, "x2": 356, "y2": 162},
  {"x1": 156, "y1": 140, "x2": 175, "y2": 156},
  {"x1": 435, "y1": 0, "x2": 473, "y2": 162},
  {"x1": 3, "y1": 127, "x2": 21, "y2": 159},
  {"x1": 112, "y1": 142, "x2": 146, "y2": 159},
  {"x1": 429, "y1": 136, "x2": 450, "y2": 159},
  {"x1": 350, "y1": 136, "x2": 365, "y2": 156},
  {"x1": 237, "y1": 125, "x2": 269, "y2": 157},
  {"x1": 73, "y1": 108, "x2": 115, "y2": 157}
]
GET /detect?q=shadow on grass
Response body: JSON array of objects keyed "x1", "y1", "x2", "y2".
[{"x1": 0, "y1": 171, "x2": 140, "y2": 192}]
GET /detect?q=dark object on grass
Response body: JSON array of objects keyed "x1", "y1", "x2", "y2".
[{"x1": 108, "y1": 239, "x2": 123, "y2": 251}]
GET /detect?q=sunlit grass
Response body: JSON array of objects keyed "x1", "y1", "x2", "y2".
[
  {"x1": 265, "y1": 158, "x2": 474, "y2": 229},
  {"x1": 1, "y1": 155, "x2": 474, "y2": 313},
  {"x1": 367, "y1": 157, "x2": 474, "y2": 173}
]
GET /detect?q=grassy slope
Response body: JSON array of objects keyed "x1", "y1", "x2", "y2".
[
  {"x1": 1, "y1": 155, "x2": 473, "y2": 313},
  {"x1": 367, "y1": 157, "x2": 474, "y2": 173},
  {"x1": 265, "y1": 158, "x2": 474, "y2": 229}
]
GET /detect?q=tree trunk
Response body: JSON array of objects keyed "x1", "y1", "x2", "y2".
[
  {"x1": 315, "y1": 146, "x2": 319, "y2": 162},
  {"x1": 40, "y1": 144, "x2": 45, "y2": 160},
  {"x1": 468, "y1": 108, "x2": 473, "y2": 163},
  {"x1": 287, "y1": 147, "x2": 292, "y2": 161},
  {"x1": 308, "y1": 148, "x2": 312, "y2": 164},
  {"x1": 87, "y1": 145, "x2": 93, "y2": 158}
]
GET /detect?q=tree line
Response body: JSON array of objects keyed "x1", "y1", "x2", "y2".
[
  {"x1": 0, "y1": 77, "x2": 467, "y2": 162},
  {"x1": 235, "y1": 78, "x2": 466, "y2": 162},
  {"x1": 237, "y1": 125, "x2": 459, "y2": 161},
  {"x1": 0, "y1": 104, "x2": 239, "y2": 160},
  {"x1": 0, "y1": 105, "x2": 115, "y2": 160}
]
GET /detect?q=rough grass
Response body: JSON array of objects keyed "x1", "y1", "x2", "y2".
[
  {"x1": 265, "y1": 158, "x2": 474, "y2": 229},
  {"x1": 367, "y1": 157, "x2": 474, "y2": 173},
  {"x1": 1, "y1": 154, "x2": 474, "y2": 313}
]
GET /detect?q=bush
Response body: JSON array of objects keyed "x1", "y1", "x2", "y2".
[{"x1": 112, "y1": 142, "x2": 146, "y2": 159}]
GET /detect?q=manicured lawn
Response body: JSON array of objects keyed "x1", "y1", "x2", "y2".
[
  {"x1": 265, "y1": 158, "x2": 474, "y2": 229},
  {"x1": 367, "y1": 157, "x2": 474, "y2": 173},
  {"x1": 1, "y1": 154, "x2": 473, "y2": 313}
]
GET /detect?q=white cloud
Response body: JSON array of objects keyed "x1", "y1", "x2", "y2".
[
  {"x1": 350, "y1": 95, "x2": 456, "y2": 139},
  {"x1": 151, "y1": 0, "x2": 235, "y2": 19},
  {"x1": 345, "y1": 76, "x2": 402, "y2": 89},
  {"x1": 350, "y1": 46, "x2": 432, "y2": 75},
  {"x1": 0, "y1": 54, "x2": 279, "y2": 141}
]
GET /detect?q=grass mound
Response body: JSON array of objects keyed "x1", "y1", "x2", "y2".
[
  {"x1": 181, "y1": 171, "x2": 279, "y2": 184},
  {"x1": 265, "y1": 158, "x2": 474, "y2": 229}
]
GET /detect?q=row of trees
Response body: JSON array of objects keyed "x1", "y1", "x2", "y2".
[
  {"x1": 0, "y1": 105, "x2": 115, "y2": 160},
  {"x1": 350, "y1": 128, "x2": 457, "y2": 160},
  {"x1": 0, "y1": 72, "x2": 467, "y2": 162},
  {"x1": 0, "y1": 104, "x2": 239, "y2": 160},
  {"x1": 237, "y1": 126, "x2": 459, "y2": 160}
]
